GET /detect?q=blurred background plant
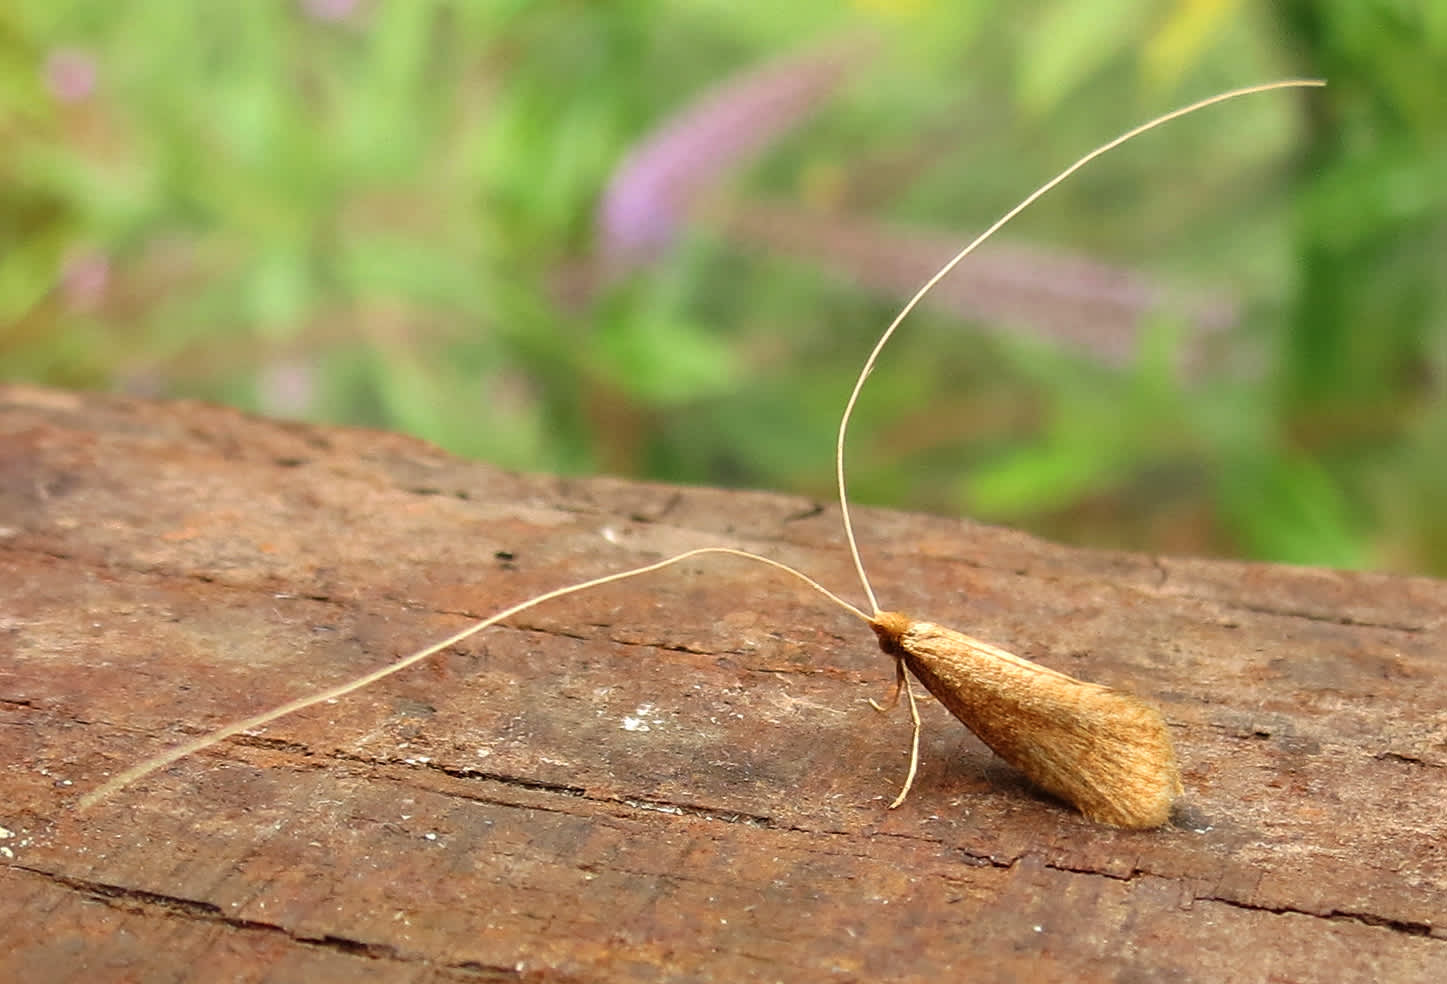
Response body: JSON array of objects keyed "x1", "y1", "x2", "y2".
[{"x1": 3, "y1": 0, "x2": 1445, "y2": 574}]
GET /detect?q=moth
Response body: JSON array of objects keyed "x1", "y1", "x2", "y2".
[{"x1": 80, "y1": 80, "x2": 1323, "y2": 827}]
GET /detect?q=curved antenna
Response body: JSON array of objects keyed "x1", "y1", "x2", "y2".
[
  {"x1": 78, "y1": 545, "x2": 871, "y2": 810},
  {"x1": 836, "y1": 79, "x2": 1326, "y2": 615}
]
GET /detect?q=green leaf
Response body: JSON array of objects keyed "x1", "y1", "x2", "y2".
[
  {"x1": 592, "y1": 307, "x2": 737, "y2": 404},
  {"x1": 1018, "y1": 0, "x2": 1151, "y2": 114},
  {"x1": 1216, "y1": 452, "x2": 1366, "y2": 569},
  {"x1": 244, "y1": 244, "x2": 312, "y2": 337},
  {"x1": 967, "y1": 438, "x2": 1117, "y2": 516},
  {"x1": 1143, "y1": 0, "x2": 1244, "y2": 90},
  {"x1": 337, "y1": 236, "x2": 487, "y2": 315}
]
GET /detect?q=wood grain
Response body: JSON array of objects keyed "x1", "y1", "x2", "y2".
[{"x1": 1, "y1": 383, "x2": 1443, "y2": 982}]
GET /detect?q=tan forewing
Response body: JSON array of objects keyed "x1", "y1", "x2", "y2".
[{"x1": 871, "y1": 612, "x2": 1181, "y2": 828}]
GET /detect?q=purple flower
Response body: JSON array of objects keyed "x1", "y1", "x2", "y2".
[
  {"x1": 597, "y1": 32, "x2": 876, "y2": 276},
  {"x1": 44, "y1": 48, "x2": 97, "y2": 104},
  {"x1": 59, "y1": 249, "x2": 110, "y2": 312},
  {"x1": 258, "y1": 360, "x2": 319, "y2": 417},
  {"x1": 299, "y1": 0, "x2": 361, "y2": 23}
]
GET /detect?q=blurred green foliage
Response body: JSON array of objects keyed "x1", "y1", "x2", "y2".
[{"x1": 3, "y1": 0, "x2": 1444, "y2": 575}]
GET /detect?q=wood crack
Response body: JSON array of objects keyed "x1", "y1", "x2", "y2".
[
  {"x1": 6, "y1": 864, "x2": 521, "y2": 972},
  {"x1": 1225, "y1": 601, "x2": 1429, "y2": 634},
  {"x1": 1193, "y1": 892, "x2": 1437, "y2": 939},
  {"x1": 1040, "y1": 859, "x2": 1437, "y2": 939}
]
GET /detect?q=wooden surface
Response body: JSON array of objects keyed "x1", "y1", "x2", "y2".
[{"x1": 2, "y1": 382, "x2": 1444, "y2": 983}]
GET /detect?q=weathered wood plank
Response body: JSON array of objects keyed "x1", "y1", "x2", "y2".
[{"x1": 1, "y1": 383, "x2": 1444, "y2": 982}]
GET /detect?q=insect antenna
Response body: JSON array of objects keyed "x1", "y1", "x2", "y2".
[{"x1": 833, "y1": 80, "x2": 1326, "y2": 808}]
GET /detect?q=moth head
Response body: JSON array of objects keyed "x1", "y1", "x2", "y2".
[{"x1": 869, "y1": 611, "x2": 911, "y2": 658}]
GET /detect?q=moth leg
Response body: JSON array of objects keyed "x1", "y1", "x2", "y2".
[
  {"x1": 888, "y1": 668, "x2": 923, "y2": 809},
  {"x1": 869, "y1": 655, "x2": 907, "y2": 713}
]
